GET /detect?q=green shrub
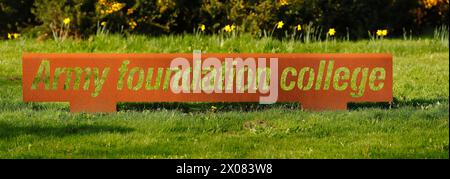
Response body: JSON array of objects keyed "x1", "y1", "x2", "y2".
[
  {"x1": 1, "y1": 0, "x2": 448, "y2": 39},
  {"x1": 112, "y1": 0, "x2": 202, "y2": 34},
  {"x1": 32, "y1": 0, "x2": 98, "y2": 38},
  {"x1": 0, "y1": 0, "x2": 37, "y2": 38}
]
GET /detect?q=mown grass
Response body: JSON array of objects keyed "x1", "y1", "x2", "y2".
[{"x1": 0, "y1": 34, "x2": 448, "y2": 158}]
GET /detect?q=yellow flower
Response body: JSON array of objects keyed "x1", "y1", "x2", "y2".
[
  {"x1": 223, "y1": 24, "x2": 236, "y2": 32},
  {"x1": 13, "y1": 33, "x2": 20, "y2": 39},
  {"x1": 63, "y1": 18, "x2": 71, "y2": 25},
  {"x1": 376, "y1": 29, "x2": 383, "y2": 36},
  {"x1": 423, "y1": 0, "x2": 439, "y2": 8},
  {"x1": 328, "y1": 28, "x2": 336, "y2": 36},
  {"x1": 7, "y1": 33, "x2": 12, "y2": 39},
  {"x1": 200, "y1": 24, "x2": 206, "y2": 32},
  {"x1": 111, "y1": 2, "x2": 124, "y2": 12},
  {"x1": 296, "y1": 24, "x2": 302, "y2": 31},
  {"x1": 279, "y1": 0, "x2": 289, "y2": 6},
  {"x1": 224, "y1": 25, "x2": 232, "y2": 32},
  {"x1": 277, "y1": 21, "x2": 284, "y2": 29},
  {"x1": 101, "y1": 21, "x2": 107, "y2": 26},
  {"x1": 100, "y1": 1, "x2": 125, "y2": 15},
  {"x1": 127, "y1": 8, "x2": 134, "y2": 15},
  {"x1": 129, "y1": 20, "x2": 137, "y2": 30},
  {"x1": 211, "y1": 105, "x2": 217, "y2": 112},
  {"x1": 376, "y1": 29, "x2": 388, "y2": 37},
  {"x1": 381, "y1": 29, "x2": 388, "y2": 36}
]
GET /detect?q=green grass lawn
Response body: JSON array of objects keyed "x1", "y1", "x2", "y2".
[{"x1": 0, "y1": 34, "x2": 448, "y2": 158}]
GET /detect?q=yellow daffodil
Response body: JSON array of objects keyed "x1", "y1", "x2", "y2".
[
  {"x1": 381, "y1": 29, "x2": 388, "y2": 36},
  {"x1": 101, "y1": 21, "x2": 107, "y2": 26},
  {"x1": 231, "y1": 24, "x2": 236, "y2": 31},
  {"x1": 7, "y1": 33, "x2": 12, "y2": 39},
  {"x1": 200, "y1": 24, "x2": 206, "y2": 32},
  {"x1": 328, "y1": 28, "x2": 336, "y2": 36},
  {"x1": 376, "y1": 29, "x2": 388, "y2": 37},
  {"x1": 279, "y1": 0, "x2": 289, "y2": 6},
  {"x1": 376, "y1": 29, "x2": 383, "y2": 36},
  {"x1": 63, "y1": 18, "x2": 71, "y2": 25},
  {"x1": 277, "y1": 21, "x2": 284, "y2": 29},
  {"x1": 13, "y1": 33, "x2": 20, "y2": 39},
  {"x1": 297, "y1": 24, "x2": 302, "y2": 31},
  {"x1": 224, "y1": 25, "x2": 233, "y2": 32},
  {"x1": 224, "y1": 25, "x2": 230, "y2": 32}
]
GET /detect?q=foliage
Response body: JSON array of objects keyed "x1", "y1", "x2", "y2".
[
  {"x1": 1, "y1": 0, "x2": 449, "y2": 39},
  {"x1": 0, "y1": 0, "x2": 449, "y2": 38},
  {"x1": 0, "y1": 0, "x2": 37, "y2": 36},
  {"x1": 32, "y1": 0, "x2": 98, "y2": 38}
]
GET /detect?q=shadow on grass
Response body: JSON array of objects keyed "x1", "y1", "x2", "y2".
[
  {"x1": 0, "y1": 121, "x2": 134, "y2": 139},
  {"x1": 117, "y1": 97, "x2": 448, "y2": 112},
  {"x1": 348, "y1": 97, "x2": 448, "y2": 110},
  {"x1": 117, "y1": 102, "x2": 300, "y2": 113}
]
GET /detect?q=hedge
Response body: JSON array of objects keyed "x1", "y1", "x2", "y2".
[{"x1": 0, "y1": 0, "x2": 448, "y2": 39}]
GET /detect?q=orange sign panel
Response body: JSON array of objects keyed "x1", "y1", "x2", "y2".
[{"x1": 22, "y1": 53, "x2": 392, "y2": 112}]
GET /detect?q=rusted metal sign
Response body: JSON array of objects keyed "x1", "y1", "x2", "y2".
[{"x1": 22, "y1": 53, "x2": 392, "y2": 112}]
